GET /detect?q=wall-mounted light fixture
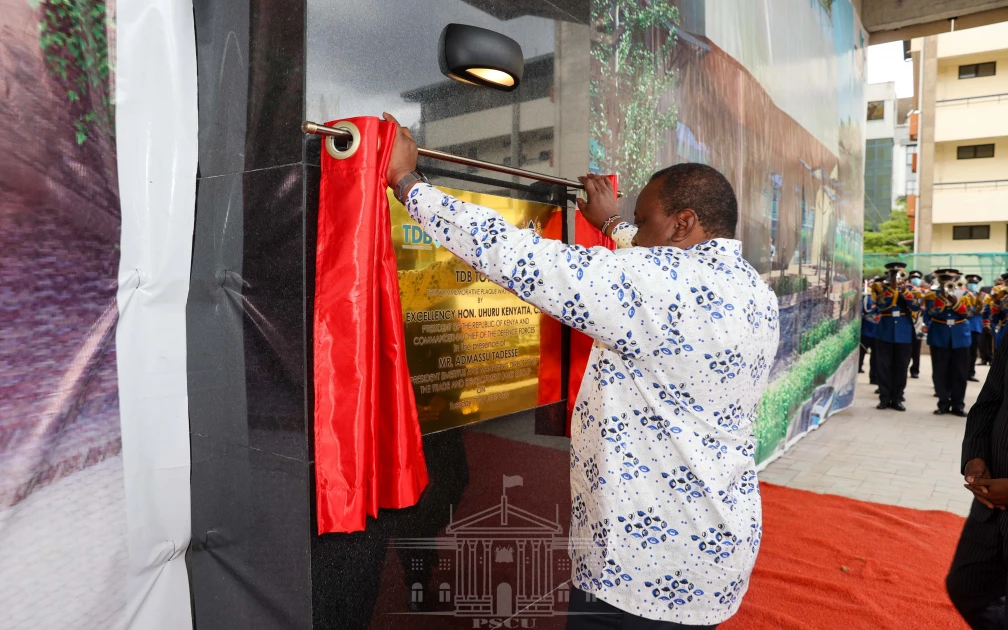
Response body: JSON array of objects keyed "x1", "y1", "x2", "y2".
[{"x1": 438, "y1": 23, "x2": 524, "y2": 91}]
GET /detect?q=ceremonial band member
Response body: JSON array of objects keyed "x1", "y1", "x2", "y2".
[
  {"x1": 922, "y1": 269, "x2": 973, "y2": 416},
  {"x1": 965, "y1": 274, "x2": 986, "y2": 382},
  {"x1": 382, "y1": 113, "x2": 780, "y2": 629},
  {"x1": 870, "y1": 262, "x2": 918, "y2": 411},
  {"x1": 908, "y1": 270, "x2": 925, "y2": 379}
]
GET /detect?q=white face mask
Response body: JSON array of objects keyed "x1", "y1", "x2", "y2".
[{"x1": 954, "y1": 289, "x2": 967, "y2": 298}]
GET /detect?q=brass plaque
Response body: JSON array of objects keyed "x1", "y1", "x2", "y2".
[{"x1": 389, "y1": 187, "x2": 561, "y2": 433}]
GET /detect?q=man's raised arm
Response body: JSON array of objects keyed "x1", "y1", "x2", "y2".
[{"x1": 403, "y1": 182, "x2": 653, "y2": 352}]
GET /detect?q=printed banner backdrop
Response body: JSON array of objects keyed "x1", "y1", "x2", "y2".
[
  {"x1": 0, "y1": 0, "x2": 197, "y2": 628},
  {"x1": 590, "y1": 0, "x2": 866, "y2": 464},
  {"x1": 0, "y1": 0, "x2": 127, "y2": 626}
]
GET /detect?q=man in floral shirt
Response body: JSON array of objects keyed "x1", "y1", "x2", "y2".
[{"x1": 384, "y1": 114, "x2": 779, "y2": 629}]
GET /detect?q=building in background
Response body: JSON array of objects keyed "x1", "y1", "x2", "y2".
[
  {"x1": 895, "y1": 98, "x2": 918, "y2": 224},
  {"x1": 863, "y1": 81, "x2": 914, "y2": 229},
  {"x1": 912, "y1": 22, "x2": 1008, "y2": 254}
]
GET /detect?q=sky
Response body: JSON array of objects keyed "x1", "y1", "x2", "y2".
[{"x1": 866, "y1": 41, "x2": 915, "y2": 97}]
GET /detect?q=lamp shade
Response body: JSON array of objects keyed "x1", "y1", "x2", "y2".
[{"x1": 438, "y1": 23, "x2": 524, "y2": 91}]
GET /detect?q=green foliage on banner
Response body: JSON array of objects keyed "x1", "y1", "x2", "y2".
[
  {"x1": 590, "y1": 0, "x2": 680, "y2": 194},
  {"x1": 864, "y1": 204, "x2": 913, "y2": 256},
  {"x1": 798, "y1": 319, "x2": 840, "y2": 354},
  {"x1": 754, "y1": 320, "x2": 859, "y2": 462},
  {"x1": 768, "y1": 274, "x2": 809, "y2": 297},
  {"x1": 32, "y1": 0, "x2": 112, "y2": 144},
  {"x1": 833, "y1": 247, "x2": 858, "y2": 276}
]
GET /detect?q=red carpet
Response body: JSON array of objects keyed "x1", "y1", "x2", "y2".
[{"x1": 724, "y1": 483, "x2": 969, "y2": 630}]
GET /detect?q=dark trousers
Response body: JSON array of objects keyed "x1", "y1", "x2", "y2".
[
  {"x1": 911, "y1": 335, "x2": 922, "y2": 376},
  {"x1": 980, "y1": 328, "x2": 995, "y2": 365},
  {"x1": 946, "y1": 510, "x2": 1008, "y2": 629},
  {"x1": 566, "y1": 588, "x2": 718, "y2": 630},
  {"x1": 875, "y1": 340, "x2": 911, "y2": 404},
  {"x1": 971, "y1": 331, "x2": 982, "y2": 376},
  {"x1": 931, "y1": 345, "x2": 971, "y2": 411}
]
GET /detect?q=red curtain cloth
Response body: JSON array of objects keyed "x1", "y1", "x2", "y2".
[
  {"x1": 535, "y1": 177, "x2": 618, "y2": 436},
  {"x1": 314, "y1": 116, "x2": 428, "y2": 534}
]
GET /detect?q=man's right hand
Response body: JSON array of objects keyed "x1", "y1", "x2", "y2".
[
  {"x1": 575, "y1": 174, "x2": 619, "y2": 234},
  {"x1": 965, "y1": 458, "x2": 989, "y2": 485},
  {"x1": 964, "y1": 459, "x2": 994, "y2": 508}
]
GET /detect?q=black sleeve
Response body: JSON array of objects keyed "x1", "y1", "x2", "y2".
[{"x1": 962, "y1": 340, "x2": 1007, "y2": 472}]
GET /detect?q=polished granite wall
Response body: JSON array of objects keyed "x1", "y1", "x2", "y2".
[{"x1": 187, "y1": 1, "x2": 589, "y2": 628}]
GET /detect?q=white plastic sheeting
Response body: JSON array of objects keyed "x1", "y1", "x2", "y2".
[{"x1": 115, "y1": 0, "x2": 197, "y2": 627}]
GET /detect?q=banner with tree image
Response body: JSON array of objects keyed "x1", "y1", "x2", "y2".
[
  {"x1": 591, "y1": 0, "x2": 866, "y2": 464},
  {"x1": 2, "y1": 0, "x2": 197, "y2": 628},
  {"x1": 1, "y1": 0, "x2": 126, "y2": 626}
]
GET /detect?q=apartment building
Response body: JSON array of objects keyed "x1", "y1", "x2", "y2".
[
  {"x1": 911, "y1": 22, "x2": 1008, "y2": 254},
  {"x1": 864, "y1": 81, "x2": 915, "y2": 229}
]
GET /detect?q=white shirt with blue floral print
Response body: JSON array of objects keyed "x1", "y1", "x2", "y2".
[{"x1": 404, "y1": 184, "x2": 780, "y2": 624}]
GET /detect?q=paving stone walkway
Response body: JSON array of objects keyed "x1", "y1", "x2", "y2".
[{"x1": 760, "y1": 354, "x2": 990, "y2": 517}]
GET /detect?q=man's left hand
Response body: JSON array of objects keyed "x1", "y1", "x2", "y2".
[{"x1": 966, "y1": 478, "x2": 1008, "y2": 509}]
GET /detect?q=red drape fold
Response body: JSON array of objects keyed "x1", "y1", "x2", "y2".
[{"x1": 313, "y1": 116, "x2": 428, "y2": 534}]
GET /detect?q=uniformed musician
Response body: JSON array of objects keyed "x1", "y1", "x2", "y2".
[
  {"x1": 908, "y1": 270, "x2": 925, "y2": 379},
  {"x1": 964, "y1": 274, "x2": 986, "y2": 382},
  {"x1": 870, "y1": 262, "x2": 918, "y2": 411},
  {"x1": 922, "y1": 269, "x2": 974, "y2": 416}
]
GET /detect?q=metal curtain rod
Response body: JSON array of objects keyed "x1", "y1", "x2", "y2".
[{"x1": 301, "y1": 120, "x2": 623, "y2": 197}]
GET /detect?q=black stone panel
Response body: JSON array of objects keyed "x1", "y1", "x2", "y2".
[
  {"x1": 194, "y1": 0, "x2": 305, "y2": 178},
  {"x1": 188, "y1": 434, "x2": 313, "y2": 630},
  {"x1": 188, "y1": 173, "x2": 248, "y2": 449},
  {"x1": 187, "y1": 165, "x2": 310, "y2": 462},
  {"x1": 243, "y1": 0, "x2": 306, "y2": 171},
  {"x1": 194, "y1": 0, "x2": 250, "y2": 177},
  {"x1": 304, "y1": 134, "x2": 321, "y2": 168},
  {"x1": 242, "y1": 163, "x2": 310, "y2": 461},
  {"x1": 303, "y1": 164, "x2": 319, "y2": 452}
]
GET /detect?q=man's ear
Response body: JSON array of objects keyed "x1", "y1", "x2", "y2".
[{"x1": 668, "y1": 209, "x2": 697, "y2": 244}]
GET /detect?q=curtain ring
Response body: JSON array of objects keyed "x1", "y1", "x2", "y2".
[{"x1": 325, "y1": 120, "x2": 361, "y2": 160}]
